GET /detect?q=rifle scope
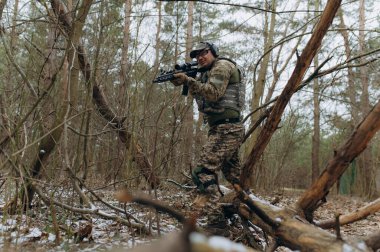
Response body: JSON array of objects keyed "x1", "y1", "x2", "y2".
[{"x1": 174, "y1": 61, "x2": 198, "y2": 71}]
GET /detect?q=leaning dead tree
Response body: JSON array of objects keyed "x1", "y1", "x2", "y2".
[{"x1": 296, "y1": 101, "x2": 380, "y2": 222}]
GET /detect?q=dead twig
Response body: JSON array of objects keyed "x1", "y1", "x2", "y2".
[
  {"x1": 166, "y1": 179, "x2": 196, "y2": 190},
  {"x1": 115, "y1": 189, "x2": 186, "y2": 224}
]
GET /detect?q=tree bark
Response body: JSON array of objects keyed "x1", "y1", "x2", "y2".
[
  {"x1": 183, "y1": 1, "x2": 194, "y2": 173},
  {"x1": 247, "y1": 0, "x2": 277, "y2": 163},
  {"x1": 311, "y1": 0, "x2": 321, "y2": 185},
  {"x1": 0, "y1": 0, "x2": 10, "y2": 146},
  {"x1": 20, "y1": 0, "x2": 94, "y2": 210},
  {"x1": 119, "y1": 0, "x2": 132, "y2": 110},
  {"x1": 336, "y1": 9, "x2": 360, "y2": 195},
  {"x1": 357, "y1": 0, "x2": 375, "y2": 198}
]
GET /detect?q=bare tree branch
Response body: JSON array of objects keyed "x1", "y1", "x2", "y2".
[{"x1": 162, "y1": 0, "x2": 323, "y2": 14}]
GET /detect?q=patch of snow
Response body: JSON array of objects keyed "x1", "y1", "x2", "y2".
[
  {"x1": 6, "y1": 219, "x2": 16, "y2": 226},
  {"x1": 25, "y1": 227, "x2": 42, "y2": 238},
  {"x1": 0, "y1": 224, "x2": 11, "y2": 232},
  {"x1": 165, "y1": 224, "x2": 177, "y2": 231},
  {"x1": 219, "y1": 185, "x2": 232, "y2": 194},
  {"x1": 189, "y1": 232, "x2": 207, "y2": 243},
  {"x1": 342, "y1": 244, "x2": 356, "y2": 252},
  {"x1": 190, "y1": 232, "x2": 248, "y2": 252},
  {"x1": 48, "y1": 233, "x2": 56, "y2": 242},
  {"x1": 208, "y1": 235, "x2": 248, "y2": 252},
  {"x1": 356, "y1": 241, "x2": 369, "y2": 251},
  {"x1": 11, "y1": 231, "x2": 28, "y2": 243}
]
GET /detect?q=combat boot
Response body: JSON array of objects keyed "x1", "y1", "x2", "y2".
[
  {"x1": 191, "y1": 185, "x2": 231, "y2": 237},
  {"x1": 191, "y1": 184, "x2": 221, "y2": 209},
  {"x1": 203, "y1": 210, "x2": 231, "y2": 237}
]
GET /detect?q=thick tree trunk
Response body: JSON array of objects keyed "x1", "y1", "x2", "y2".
[
  {"x1": 357, "y1": 0, "x2": 376, "y2": 198},
  {"x1": 247, "y1": 2, "x2": 277, "y2": 175},
  {"x1": 297, "y1": 100, "x2": 380, "y2": 221},
  {"x1": 119, "y1": 0, "x2": 132, "y2": 110},
  {"x1": 311, "y1": 0, "x2": 321, "y2": 184},
  {"x1": 183, "y1": 1, "x2": 194, "y2": 172}
]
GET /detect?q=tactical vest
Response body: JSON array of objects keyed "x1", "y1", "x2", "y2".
[{"x1": 195, "y1": 57, "x2": 245, "y2": 115}]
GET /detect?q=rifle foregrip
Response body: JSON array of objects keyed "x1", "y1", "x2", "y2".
[
  {"x1": 182, "y1": 84, "x2": 189, "y2": 96},
  {"x1": 153, "y1": 73, "x2": 174, "y2": 83}
]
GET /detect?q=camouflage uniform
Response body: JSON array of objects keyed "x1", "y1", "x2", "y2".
[
  {"x1": 186, "y1": 57, "x2": 245, "y2": 234},
  {"x1": 187, "y1": 58, "x2": 244, "y2": 190}
]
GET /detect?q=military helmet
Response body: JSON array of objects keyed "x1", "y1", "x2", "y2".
[{"x1": 190, "y1": 41, "x2": 219, "y2": 58}]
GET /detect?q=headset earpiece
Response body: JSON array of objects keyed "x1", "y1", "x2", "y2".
[{"x1": 201, "y1": 41, "x2": 219, "y2": 57}]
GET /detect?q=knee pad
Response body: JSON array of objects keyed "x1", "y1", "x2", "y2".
[{"x1": 192, "y1": 166, "x2": 217, "y2": 193}]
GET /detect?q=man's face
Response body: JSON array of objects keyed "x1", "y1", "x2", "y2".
[{"x1": 196, "y1": 48, "x2": 215, "y2": 68}]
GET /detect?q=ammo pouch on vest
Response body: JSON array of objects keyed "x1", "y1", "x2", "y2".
[{"x1": 195, "y1": 57, "x2": 245, "y2": 115}]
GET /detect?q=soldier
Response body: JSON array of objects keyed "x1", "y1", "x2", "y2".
[{"x1": 171, "y1": 42, "x2": 245, "y2": 236}]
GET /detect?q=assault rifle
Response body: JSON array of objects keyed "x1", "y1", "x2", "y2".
[{"x1": 153, "y1": 61, "x2": 198, "y2": 96}]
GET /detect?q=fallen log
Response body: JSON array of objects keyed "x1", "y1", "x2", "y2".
[
  {"x1": 316, "y1": 198, "x2": 380, "y2": 229},
  {"x1": 234, "y1": 186, "x2": 373, "y2": 252},
  {"x1": 364, "y1": 231, "x2": 380, "y2": 251}
]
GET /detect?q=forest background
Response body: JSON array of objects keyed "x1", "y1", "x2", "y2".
[{"x1": 0, "y1": 0, "x2": 379, "y2": 250}]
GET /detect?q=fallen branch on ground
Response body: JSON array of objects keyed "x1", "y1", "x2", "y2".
[
  {"x1": 233, "y1": 188, "x2": 373, "y2": 251},
  {"x1": 32, "y1": 182, "x2": 149, "y2": 234},
  {"x1": 115, "y1": 189, "x2": 186, "y2": 224},
  {"x1": 316, "y1": 198, "x2": 380, "y2": 229}
]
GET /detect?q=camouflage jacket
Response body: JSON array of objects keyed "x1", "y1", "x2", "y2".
[{"x1": 187, "y1": 58, "x2": 244, "y2": 124}]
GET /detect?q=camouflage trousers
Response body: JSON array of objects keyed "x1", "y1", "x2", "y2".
[
  {"x1": 192, "y1": 122, "x2": 244, "y2": 190},
  {"x1": 191, "y1": 122, "x2": 244, "y2": 235}
]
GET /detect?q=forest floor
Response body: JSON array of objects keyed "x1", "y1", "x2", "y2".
[{"x1": 0, "y1": 184, "x2": 379, "y2": 252}]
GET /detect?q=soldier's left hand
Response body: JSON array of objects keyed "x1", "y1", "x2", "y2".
[{"x1": 170, "y1": 73, "x2": 188, "y2": 86}]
